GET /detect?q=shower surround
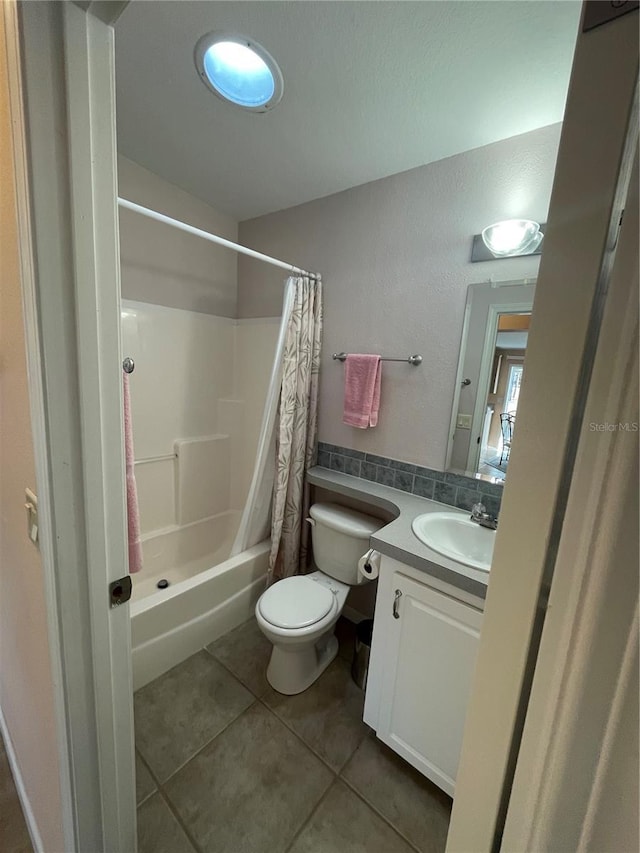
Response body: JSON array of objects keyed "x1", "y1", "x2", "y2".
[{"x1": 122, "y1": 300, "x2": 279, "y2": 687}]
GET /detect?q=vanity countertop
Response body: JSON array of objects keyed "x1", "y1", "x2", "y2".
[{"x1": 307, "y1": 466, "x2": 490, "y2": 600}]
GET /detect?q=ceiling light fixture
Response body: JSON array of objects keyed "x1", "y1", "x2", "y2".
[
  {"x1": 481, "y1": 219, "x2": 544, "y2": 258},
  {"x1": 195, "y1": 32, "x2": 283, "y2": 111}
]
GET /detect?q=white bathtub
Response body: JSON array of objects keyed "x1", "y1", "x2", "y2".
[{"x1": 130, "y1": 511, "x2": 269, "y2": 689}]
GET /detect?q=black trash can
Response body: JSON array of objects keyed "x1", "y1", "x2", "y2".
[{"x1": 351, "y1": 619, "x2": 374, "y2": 690}]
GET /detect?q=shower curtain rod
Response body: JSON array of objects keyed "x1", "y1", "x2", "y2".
[{"x1": 117, "y1": 197, "x2": 320, "y2": 280}]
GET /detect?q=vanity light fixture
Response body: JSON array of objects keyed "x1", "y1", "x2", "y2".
[
  {"x1": 195, "y1": 32, "x2": 283, "y2": 111},
  {"x1": 480, "y1": 219, "x2": 544, "y2": 258}
]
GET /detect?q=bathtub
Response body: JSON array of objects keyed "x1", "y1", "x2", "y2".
[{"x1": 130, "y1": 510, "x2": 269, "y2": 689}]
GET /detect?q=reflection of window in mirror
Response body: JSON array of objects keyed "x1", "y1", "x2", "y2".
[{"x1": 506, "y1": 363, "x2": 523, "y2": 412}]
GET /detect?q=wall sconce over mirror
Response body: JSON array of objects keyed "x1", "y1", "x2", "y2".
[{"x1": 471, "y1": 219, "x2": 545, "y2": 262}]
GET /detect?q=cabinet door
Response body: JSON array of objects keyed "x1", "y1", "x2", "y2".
[{"x1": 377, "y1": 572, "x2": 483, "y2": 796}]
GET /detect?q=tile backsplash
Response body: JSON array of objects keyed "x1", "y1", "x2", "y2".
[{"x1": 316, "y1": 442, "x2": 503, "y2": 518}]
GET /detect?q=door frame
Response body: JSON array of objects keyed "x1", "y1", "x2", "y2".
[
  {"x1": 501, "y1": 144, "x2": 638, "y2": 851},
  {"x1": 6, "y1": 1, "x2": 637, "y2": 851},
  {"x1": 5, "y1": 1, "x2": 135, "y2": 850},
  {"x1": 446, "y1": 6, "x2": 639, "y2": 849}
]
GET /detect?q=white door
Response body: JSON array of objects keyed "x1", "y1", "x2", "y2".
[
  {"x1": 8, "y1": 2, "x2": 136, "y2": 850},
  {"x1": 377, "y1": 572, "x2": 483, "y2": 796}
]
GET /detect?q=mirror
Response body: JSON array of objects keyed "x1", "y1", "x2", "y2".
[{"x1": 446, "y1": 279, "x2": 536, "y2": 482}]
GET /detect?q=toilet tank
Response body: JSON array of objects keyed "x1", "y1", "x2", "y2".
[{"x1": 309, "y1": 502, "x2": 383, "y2": 585}]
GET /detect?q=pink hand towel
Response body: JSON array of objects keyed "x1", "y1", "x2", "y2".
[
  {"x1": 123, "y1": 373, "x2": 143, "y2": 573},
  {"x1": 343, "y1": 354, "x2": 382, "y2": 428}
]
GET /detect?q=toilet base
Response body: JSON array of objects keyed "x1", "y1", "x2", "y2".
[{"x1": 266, "y1": 632, "x2": 339, "y2": 695}]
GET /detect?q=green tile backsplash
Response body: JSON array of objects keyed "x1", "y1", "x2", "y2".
[{"x1": 316, "y1": 443, "x2": 502, "y2": 517}]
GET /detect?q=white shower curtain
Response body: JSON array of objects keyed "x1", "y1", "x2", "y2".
[
  {"x1": 230, "y1": 279, "x2": 296, "y2": 557},
  {"x1": 268, "y1": 275, "x2": 322, "y2": 583},
  {"x1": 230, "y1": 275, "x2": 322, "y2": 578}
]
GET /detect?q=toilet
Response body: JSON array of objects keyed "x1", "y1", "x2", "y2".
[{"x1": 255, "y1": 502, "x2": 383, "y2": 695}]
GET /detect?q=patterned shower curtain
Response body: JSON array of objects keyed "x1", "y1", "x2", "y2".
[{"x1": 268, "y1": 275, "x2": 322, "y2": 584}]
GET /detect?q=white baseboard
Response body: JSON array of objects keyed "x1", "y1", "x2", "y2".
[{"x1": 0, "y1": 705, "x2": 43, "y2": 853}]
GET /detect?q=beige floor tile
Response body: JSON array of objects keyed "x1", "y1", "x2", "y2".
[
  {"x1": 207, "y1": 617, "x2": 272, "y2": 697},
  {"x1": 263, "y1": 657, "x2": 368, "y2": 771},
  {"x1": 342, "y1": 735, "x2": 451, "y2": 852},
  {"x1": 135, "y1": 649, "x2": 254, "y2": 781},
  {"x1": 0, "y1": 747, "x2": 33, "y2": 853},
  {"x1": 289, "y1": 780, "x2": 415, "y2": 853},
  {"x1": 165, "y1": 703, "x2": 333, "y2": 853},
  {"x1": 135, "y1": 752, "x2": 156, "y2": 805},
  {"x1": 137, "y1": 793, "x2": 195, "y2": 853}
]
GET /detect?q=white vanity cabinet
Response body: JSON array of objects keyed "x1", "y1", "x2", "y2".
[{"x1": 363, "y1": 555, "x2": 484, "y2": 797}]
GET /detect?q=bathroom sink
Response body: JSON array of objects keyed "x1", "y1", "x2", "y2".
[{"x1": 411, "y1": 512, "x2": 495, "y2": 572}]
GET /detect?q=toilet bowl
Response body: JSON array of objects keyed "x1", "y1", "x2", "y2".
[{"x1": 255, "y1": 502, "x2": 383, "y2": 695}]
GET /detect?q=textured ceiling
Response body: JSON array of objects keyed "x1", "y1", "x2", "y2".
[{"x1": 115, "y1": 1, "x2": 581, "y2": 221}]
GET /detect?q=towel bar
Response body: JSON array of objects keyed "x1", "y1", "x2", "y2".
[{"x1": 332, "y1": 352, "x2": 422, "y2": 366}]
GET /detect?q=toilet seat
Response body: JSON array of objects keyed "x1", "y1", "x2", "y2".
[{"x1": 258, "y1": 575, "x2": 335, "y2": 630}]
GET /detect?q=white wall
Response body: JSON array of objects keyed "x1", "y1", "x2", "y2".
[
  {"x1": 118, "y1": 157, "x2": 280, "y2": 542},
  {"x1": 118, "y1": 155, "x2": 239, "y2": 316},
  {"x1": 0, "y1": 16, "x2": 64, "y2": 849},
  {"x1": 121, "y1": 301, "x2": 234, "y2": 533},
  {"x1": 238, "y1": 124, "x2": 561, "y2": 469},
  {"x1": 122, "y1": 301, "x2": 279, "y2": 538}
]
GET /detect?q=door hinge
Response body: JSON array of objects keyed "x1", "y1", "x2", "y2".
[{"x1": 109, "y1": 575, "x2": 132, "y2": 608}]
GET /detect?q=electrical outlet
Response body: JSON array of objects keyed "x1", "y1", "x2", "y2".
[{"x1": 456, "y1": 414, "x2": 473, "y2": 429}]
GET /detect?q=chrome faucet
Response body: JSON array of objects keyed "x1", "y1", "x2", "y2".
[{"x1": 470, "y1": 503, "x2": 498, "y2": 530}]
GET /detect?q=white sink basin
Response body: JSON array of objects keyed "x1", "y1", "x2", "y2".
[{"x1": 411, "y1": 511, "x2": 495, "y2": 571}]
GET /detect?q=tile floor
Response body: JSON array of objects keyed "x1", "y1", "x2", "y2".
[
  {"x1": 135, "y1": 617, "x2": 452, "y2": 853},
  {"x1": 0, "y1": 734, "x2": 33, "y2": 853}
]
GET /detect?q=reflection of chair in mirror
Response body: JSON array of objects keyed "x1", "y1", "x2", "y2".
[{"x1": 500, "y1": 414, "x2": 515, "y2": 464}]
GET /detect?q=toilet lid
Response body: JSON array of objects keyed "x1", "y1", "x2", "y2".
[{"x1": 258, "y1": 575, "x2": 335, "y2": 629}]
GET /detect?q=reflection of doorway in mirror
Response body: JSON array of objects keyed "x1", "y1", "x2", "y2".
[
  {"x1": 447, "y1": 278, "x2": 536, "y2": 478},
  {"x1": 478, "y1": 312, "x2": 530, "y2": 480}
]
